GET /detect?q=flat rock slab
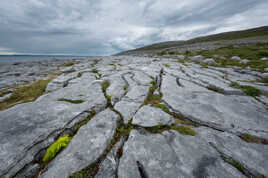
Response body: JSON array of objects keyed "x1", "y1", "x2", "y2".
[
  {"x1": 40, "y1": 109, "x2": 120, "y2": 178},
  {"x1": 161, "y1": 74, "x2": 268, "y2": 139},
  {"x1": 0, "y1": 79, "x2": 106, "y2": 177},
  {"x1": 197, "y1": 127, "x2": 268, "y2": 177},
  {"x1": 118, "y1": 129, "x2": 245, "y2": 178},
  {"x1": 132, "y1": 105, "x2": 174, "y2": 127}
]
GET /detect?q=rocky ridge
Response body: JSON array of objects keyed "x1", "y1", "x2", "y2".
[{"x1": 0, "y1": 55, "x2": 267, "y2": 178}]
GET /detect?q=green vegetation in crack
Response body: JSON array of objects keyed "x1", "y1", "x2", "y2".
[
  {"x1": 230, "y1": 82, "x2": 261, "y2": 97},
  {"x1": 0, "y1": 75, "x2": 58, "y2": 111},
  {"x1": 42, "y1": 135, "x2": 72, "y2": 163},
  {"x1": 77, "y1": 72, "x2": 82, "y2": 78},
  {"x1": 221, "y1": 156, "x2": 266, "y2": 178},
  {"x1": 91, "y1": 69, "x2": 102, "y2": 78},
  {"x1": 73, "y1": 109, "x2": 96, "y2": 134},
  {"x1": 0, "y1": 88, "x2": 12, "y2": 97},
  {"x1": 144, "y1": 79, "x2": 162, "y2": 105},
  {"x1": 57, "y1": 98, "x2": 85, "y2": 104},
  {"x1": 240, "y1": 133, "x2": 268, "y2": 145},
  {"x1": 123, "y1": 84, "x2": 129, "y2": 91},
  {"x1": 163, "y1": 64, "x2": 170, "y2": 68},
  {"x1": 101, "y1": 80, "x2": 112, "y2": 107},
  {"x1": 145, "y1": 123, "x2": 196, "y2": 136},
  {"x1": 196, "y1": 44, "x2": 268, "y2": 72},
  {"x1": 69, "y1": 119, "x2": 132, "y2": 178},
  {"x1": 60, "y1": 62, "x2": 75, "y2": 67},
  {"x1": 207, "y1": 85, "x2": 225, "y2": 94},
  {"x1": 101, "y1": 80, "x2": 110, "y2": 93},
  {"x1": 152, "y1": 103, "x2": 196, "y2": 126}
]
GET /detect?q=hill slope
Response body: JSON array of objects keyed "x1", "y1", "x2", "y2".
[{"x1": 116, "y1": 25, "x2": 268, "y2": 56}]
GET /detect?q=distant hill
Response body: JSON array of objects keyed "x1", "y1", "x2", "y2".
[{"x1": 116, "y1": 26, "x2": 268, "y2": 56}]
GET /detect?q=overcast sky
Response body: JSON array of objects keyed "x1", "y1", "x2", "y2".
[{"x1": 0, "y1": 0, "x2": 267, "y2": 56}]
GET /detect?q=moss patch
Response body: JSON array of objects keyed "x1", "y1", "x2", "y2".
[
  {"x1": 123, "y1": 85, "x2": 129, "y2": 91},
  {"x1": 163, "y1": 64, "x2": 170, "y2": 68},
  {"x1": 196, "y1": 44, "x2": 268, "y2": 72},
  {"x1": 101, "y1": 80, "x2": 110, "y2": 93},
  {"x1": 42, "y1": 135, "x2": 72, "y2": 163},
  {"x1": 91, "y1": 69, "x2": 102, "y2": 78},
  {"x1": 240, "y1": 133, "x2": 268, "y2": 145},
  {"x1": 60, "y1": 62, "x2": 75, "y2": 67},
  {"x1": 57, "y1": 98, "x2": 85, "y2": 104},
  {"x1": 0, "y1": 88, "x2": 12, "y2": 97},
  {"x1": 144, "y1": 80, "x2": 162, "y2": 105},
  {"x1": 230, "y1": 82, "x2": 261, "y2": 97},
  {"x1": 170, "y1": 125, "x2": 196, "y2": 136},
  {"x1": 207, "y1": 85, "x2": 225, "y2": 94},
  {"x1": 0, "y1": 78, "x2": 53, "y2": 111},
  {"x1": 77, "y1": 72, "x2": 82, "y2": 78},
  {"x1": 146, "y1": 124, "x2": 196, "y2": 136}
]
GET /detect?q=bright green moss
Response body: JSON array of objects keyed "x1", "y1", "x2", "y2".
[
  {"x1": 43, "y1": 135, "x2": 72, "y2": 163},
  {"x1": 230, "y1": 82, "x2": 261, "y2": 97},
  {"x1": 171, "y1": 125, "x2": 196, "y2": 136}
]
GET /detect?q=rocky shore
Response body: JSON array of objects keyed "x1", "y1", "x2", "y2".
[{"x1": 0, "y1": 54, "x2": 268, "y2": 178}]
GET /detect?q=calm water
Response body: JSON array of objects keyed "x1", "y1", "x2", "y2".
[{"x1": 0, "y1": 55, "x2": 92, "y2": 64}]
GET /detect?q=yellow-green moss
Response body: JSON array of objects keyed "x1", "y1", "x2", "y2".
[
  {"x1": 171, "y1": 125, "x2": 196, "y2": 136},
  {"x1": 43, "y1": 135, "x2": 72, "y2": 163}
]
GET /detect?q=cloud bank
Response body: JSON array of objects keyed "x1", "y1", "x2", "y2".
[{"x1": 0, "y1": 0, "x2": 267, "y2": 55}]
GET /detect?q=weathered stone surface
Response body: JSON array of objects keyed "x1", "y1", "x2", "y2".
[
  {"x1": 132, "y1": 105, "x2": 173, "y2": 127},
  {"x1": 1, "y1": 55, "x2": 268, "y2": 178},
  {"x1": 95, "y1": 137, "x2": 126, "y2": 178},
  {"x1": 40, "y1": 109, "x2": 120, "y2": 178},
  {"x1": 189, "y1": 55, "x2": 204, "y2": 62},
  {"x1": 161, "y1": 73, "x2": 268, "y2": 139},
  {"x1": 118, "y1": 129, "x2": 245, "y2": 178},
  {"x1": 197, "y1": 127, "x2": 268, "y2": 177},
  {"x1": 240, "y1": 59, "x2": 250, "y2": 64},
  {"x1": 0, "y1": 79, "x2": 106, "y2": 177},
  {"x1": 203, "y1": 58, "x2": 217, "y2": 65}
]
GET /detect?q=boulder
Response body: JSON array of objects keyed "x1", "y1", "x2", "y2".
[
  {"x1": 240, "y1": 59, "x2": 250, "y2": 64},
  {"x1": 189, "y1": 55, "x2": 204, "y2": 63},
  {"x1": 203, "y1": 58, "x2": 217, "y2": 65},
  {"x1": 132, "y1": 105, "x2": 174, "y2": 127},
  {"x1": 231, "y1": 56, "x2": 241, "y2": 60},
  {"x1": 261, "y1": 57, "x2": 268, "y2": 61}
]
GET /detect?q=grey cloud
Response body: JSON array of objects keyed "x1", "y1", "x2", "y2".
[{"x1": 0, "y1": 0, "x2": 267, "y2": 55}]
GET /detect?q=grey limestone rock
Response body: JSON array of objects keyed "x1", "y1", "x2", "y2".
[
  {"x1": 189, "y1": 55, "x2": 204, "y2": 62},
  {"x1": 203, "y1": 58, "x2": 217, "y2": 65},
  {"x1": 40, "y1": 109, "x2": 120, "y2": 178},
  {"x1": 132, "y1": 105, "x2": 174, "y2": 127}
]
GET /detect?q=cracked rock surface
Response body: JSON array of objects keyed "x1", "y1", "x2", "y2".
[{"x1": 0, "y1": 55, "x2": 267, "y2": 178}]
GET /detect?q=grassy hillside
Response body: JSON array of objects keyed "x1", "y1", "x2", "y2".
[{"x1": 116, "y1": 26, "x2": 268, "y2": 55}]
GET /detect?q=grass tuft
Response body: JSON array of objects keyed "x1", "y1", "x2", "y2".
[
  {"x1": 144, "y1": 79, "x2": 162, "y2": 105},
  {"x1": 170, "y1": 125, "x2": 196, "y2": 136},
  {"x1": 0, "y1": 78, "x2": 53, "y2": 111},
  {"x1": 60, "y1": 62, "x2": 75, "y2": 67},
  {"x1": 42, "y1": 135, "x2": 72, "y2": 163},
  {"x1": 230, "y1": 82, "x2": 261, "y2": 97},
  {"x1": 207, "y1": 85, "x2": 225, "y2": 94},
  {"x1": 101, "y1": 80, "x2": 110, "y2": 93},
  {"x1": 77, "y1": 72, "x2": 82, "y2": 78},
  {"x1": 240, "y1": 133, "x2": 268, "y2": 145},
  {"x1": 153, "y1": 103, "x2": 169, "y2": 113}
]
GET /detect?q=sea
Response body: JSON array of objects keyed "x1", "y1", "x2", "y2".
[{"x1": 0, "y1": 55, "x2": 92, "y2": 64}]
